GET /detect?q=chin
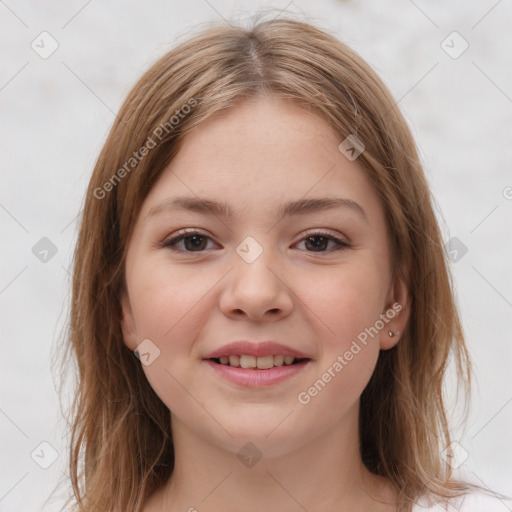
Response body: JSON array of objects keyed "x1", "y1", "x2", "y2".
[{"x1": 209, "y1": 418, "x2": 307, "y2": 457}]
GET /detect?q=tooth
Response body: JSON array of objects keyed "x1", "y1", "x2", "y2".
[
  {"x1": 256, "y1": 355, "x2": 274, "y2": 369},
  {"x1": 224, "y1": 354, "x2": 298, "y2": 368},
  {"x1": 229, "y1": 355, "x2": 240, "y2": 367},
  {"x1": 273, "y1": 355, "x2": 284, "y2": 367},
  {"x1": 239, "y1": 355, "x2": 256, "y2": 368}
]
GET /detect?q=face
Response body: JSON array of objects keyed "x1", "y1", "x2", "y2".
[{"x1": 120, "y1": 96, "x2": 408, "y2": 458}]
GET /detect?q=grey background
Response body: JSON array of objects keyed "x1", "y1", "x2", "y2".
[{"x1": 1, "y1": 0, "x2": 511, "y2": 510}]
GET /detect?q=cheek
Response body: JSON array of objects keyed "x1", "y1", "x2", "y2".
[
  {"x1": 130, "y1": 258, "x2": 212, "y2": 341},
  {"x1": 127, "y1": 258, "x2": 218, "y2": 411},
  {"x1": 295, "y1": 257, "x2": 387, "y2": 347},
  {"x1": 293, "y1": 259, "x2": 385, "y2": 399}
]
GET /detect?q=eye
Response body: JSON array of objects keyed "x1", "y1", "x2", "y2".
[
  {"x1": 293, "y1": 230, "x2": 351, "y2": 253},
  {"x1": 161, "y1": 229, "x2": 351, "y2": 254},
  {"x1": 161, "y1": 229, "x2": 217, "y2": 252}
]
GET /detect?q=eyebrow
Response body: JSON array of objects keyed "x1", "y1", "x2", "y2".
[{"x1": 146, "y1": 196, "x2": 368, "y2": 222}]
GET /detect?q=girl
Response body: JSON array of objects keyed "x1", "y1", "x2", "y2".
[{"x1": 56, "y1": 14, "x2": 508, "y2": 512}]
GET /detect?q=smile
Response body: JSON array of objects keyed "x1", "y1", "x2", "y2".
[
  {"x1": 213, "y1": 354, "x2": 307, "y2": 369},
  {"x1": 204, "y1": 357, "x2": 312, "y2": 387}
]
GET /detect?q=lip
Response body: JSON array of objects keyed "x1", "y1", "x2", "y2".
[
  {"x1": 202, "y1": 340, "x2": 311, "y2": 359},
  {"x1": 204, "y1": 358, "x2": 312, "y2": 387}
]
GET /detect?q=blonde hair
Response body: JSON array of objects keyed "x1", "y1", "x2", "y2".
[{"x1": 54, "y1": 15, "x2": 486, "y2": 512}]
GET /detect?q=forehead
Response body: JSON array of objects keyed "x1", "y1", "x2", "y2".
[
  {"x1": 179, "y1": 97, "x2": 339, "y2": 171},
  {"x1": 139, "y1": 97, "x2": 384, "y2": 228}
]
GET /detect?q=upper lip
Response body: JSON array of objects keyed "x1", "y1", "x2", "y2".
[{"x1": 203, "y1": 341, "x2": 311, "y2": 360}]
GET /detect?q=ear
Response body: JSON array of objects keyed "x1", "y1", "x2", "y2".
[
  {"x1": 379, "y1": 267, "x2": 410, "y2": 350},
  {"x1": 119, "y1": 289, "x2": 138, "y2": 352}
]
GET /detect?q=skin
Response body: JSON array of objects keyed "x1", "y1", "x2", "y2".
[{"x1": 120, "y1": 95, "x2": 410, "y2": 512}]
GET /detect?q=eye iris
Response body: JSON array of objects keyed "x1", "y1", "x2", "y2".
[
  {"x1": 305, "y1": 236, "x2": 328, "y2": 251},
  {"x1": 184, "y1": 235, "x2": 207, "y2": 251}
]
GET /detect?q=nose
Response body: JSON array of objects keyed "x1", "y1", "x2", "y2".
[{"x1": 219, "y1": 243, "x2": 293, "y2": 322}]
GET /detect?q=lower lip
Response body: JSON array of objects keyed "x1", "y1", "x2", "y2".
[{"x1": 203, "y1": 359, "x2": 312, "y2": 387}]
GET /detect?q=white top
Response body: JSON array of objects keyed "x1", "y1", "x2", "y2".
[{"x1": 411, "y1": 492, "x2": 512, "y2": 511}]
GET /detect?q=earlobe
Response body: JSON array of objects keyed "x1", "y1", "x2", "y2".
[
  {"x1": 380, "y1": 271, "x2": 410, "y2": 350},
  {"x1": 381, "y1": 328, "x2": 401, "y2": 350},
  {"x1": 119, "y1": 291, "x2": 138, "y2": 351}
]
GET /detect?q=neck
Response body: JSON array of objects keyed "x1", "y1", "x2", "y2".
[{"x1": 146, "y1": 402, "x2": 398, "y2": 512}]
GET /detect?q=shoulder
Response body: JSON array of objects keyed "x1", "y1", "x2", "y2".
[{"x1": 412, "y1": 492, "x2": 512, "y2": 511}]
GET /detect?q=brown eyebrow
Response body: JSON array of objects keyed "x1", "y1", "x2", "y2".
[{"x1": 146, "y1": 196, "x2": 368, "y2": 223}]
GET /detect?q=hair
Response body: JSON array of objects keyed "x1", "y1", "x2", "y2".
[{"x1": 52, "y1": 13, "x2": 493, "y2": 512}]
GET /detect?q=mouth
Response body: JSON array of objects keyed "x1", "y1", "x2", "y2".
[
  {"x1": 203, "y1": 355, "x2": 313, "y2": 387},
  {"x1": 208, "y1": 355, "x2": 311, "y2": 369}
]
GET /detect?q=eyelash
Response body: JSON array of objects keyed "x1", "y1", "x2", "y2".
[{"x1": 160, "y1": 228, "x2": 351, "y2": 254}]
